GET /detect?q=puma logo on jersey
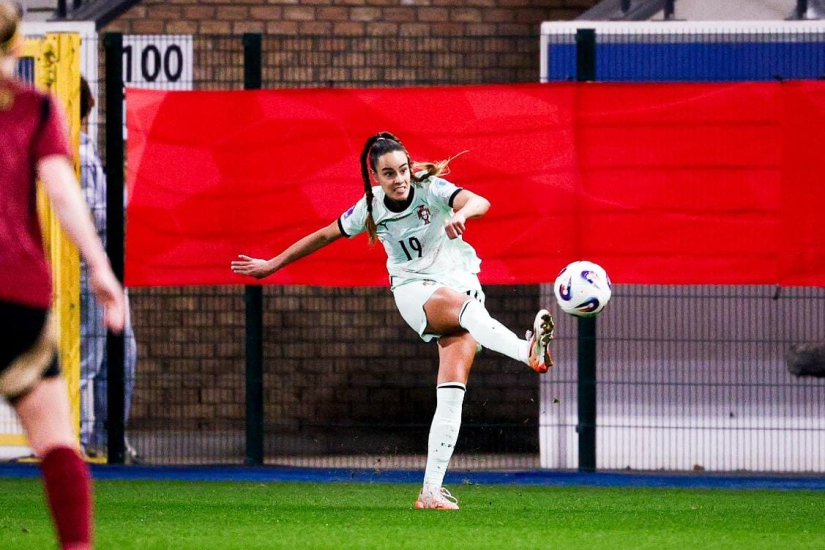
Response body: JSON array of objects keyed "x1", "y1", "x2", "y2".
[{"x1": 417, "y1": 205, "x2": 432, "y2": 225}]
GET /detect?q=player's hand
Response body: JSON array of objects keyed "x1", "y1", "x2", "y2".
[
  {"x1": 444, "y1": 212, "x2": 467, "y2": 240},
  {"x1": 231, "y1": 255, "x2": 276, "y2": 279},
  {"x1": 89, "y1": 266, "x2": 126, "y2": 334}
]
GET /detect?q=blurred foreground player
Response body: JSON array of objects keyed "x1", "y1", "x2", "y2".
[{"x1": 0, "y1": 2, "x2": 125, "y2": 547}]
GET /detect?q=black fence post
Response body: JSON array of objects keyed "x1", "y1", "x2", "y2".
[
  {"x1": 103, "y1": 32, "x2": 126, "y2": 465},
  {"x1": 576, "y1": 28, "x2": 596, "y2": 83},
  {"x1": 575, "y1": 28, "x2": 597, "y2": 473},
  {"x1": 620, "y1": 0, "x2": 631, "y2": 14},
  {"x1": 577, "y1": 316, "x2": 597, "y2": 472},
  {"x1": 797, "y1": 0, "x2": 809, "y2": 19},
  {"x1": 243, "y1": 33, "x2": 264, "y2": 467},
  {"x1": 664, "y1": 0, "x2": 676, "y2": 20}
]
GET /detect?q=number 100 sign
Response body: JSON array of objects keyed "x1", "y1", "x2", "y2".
[{"x1": 123, "y1": 35, "x2": 193, "y2": 90}]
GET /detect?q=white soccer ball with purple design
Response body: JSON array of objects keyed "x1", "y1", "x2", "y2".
[{"x1": 553, "y1": 260, "x2": 612, "y2": 318}]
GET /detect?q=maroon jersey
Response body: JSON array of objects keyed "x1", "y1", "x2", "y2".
[{"x1": 0, "y1": 79, "x2": 72, "y2": 309}]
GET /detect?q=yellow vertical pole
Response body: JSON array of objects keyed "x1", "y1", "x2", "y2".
[{"x1": 24, "y1": 34, "x2": 82, "y2": 441}]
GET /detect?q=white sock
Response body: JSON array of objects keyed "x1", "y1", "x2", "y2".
[
  {"x1": 422, "y1": 383, "x2": 466, "y2": 490},
  {"x1": 458, "y1": 299, "x2": 531, "y2": 365}
]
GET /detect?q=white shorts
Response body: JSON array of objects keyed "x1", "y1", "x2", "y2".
[{"x1": 392, "y1": 275, "x2": 486, "y2": 342}]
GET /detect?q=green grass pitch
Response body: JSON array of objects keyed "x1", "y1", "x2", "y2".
[{"x1": 1, "y1": 479, "x2": 824, "y2": 549}]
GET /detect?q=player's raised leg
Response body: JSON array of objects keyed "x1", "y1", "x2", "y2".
[{"x1": 424, "y1": 287, "x2": 555, "y2": 373}]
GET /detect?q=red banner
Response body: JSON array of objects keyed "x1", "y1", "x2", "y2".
[{"x1": 125, "y1": 82, "x2": 825, "y2": 288}]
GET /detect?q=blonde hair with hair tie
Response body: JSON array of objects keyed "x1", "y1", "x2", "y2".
[{"x1": 0, "y1": 1, "x2": 20, "y2": 56}]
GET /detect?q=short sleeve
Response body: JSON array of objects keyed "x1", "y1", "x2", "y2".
[
  {"x1": 34, "y1": 95, "x2": 72, "y2": 162},
  {"x1": 427, "y1": 177, "x2": 463, "y2": 210},
  {"x1": 338, "y1": 196, "x2": 368, "y2": 238}
]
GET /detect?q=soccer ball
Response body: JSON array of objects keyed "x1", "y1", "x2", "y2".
[{"x1": 553, "y1": 260, "x2": 612, "y2": 318}]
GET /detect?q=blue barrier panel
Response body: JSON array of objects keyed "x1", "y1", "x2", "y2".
[{"x1": 543, "y1": 24, "x2": 825, "y2": 82}]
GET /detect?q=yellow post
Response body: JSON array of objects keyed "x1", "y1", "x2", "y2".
[{"x1": 22, "y1": 33, "x2": 83, "y2": 442}]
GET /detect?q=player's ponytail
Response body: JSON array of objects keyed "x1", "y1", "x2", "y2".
[
  {"x1": 378, "y1": 131, "x2": 466, "y2": 183},
  {"x1": 412, "y1": 150, "x2": 467, "y2": 183},
  {"x1": 359, "y1": 135, "x2": 380, "y2": 246}
]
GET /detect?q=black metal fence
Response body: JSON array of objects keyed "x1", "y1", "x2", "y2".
[
  {"x1": 96, "y1": 33, "x2": 547, "y2": 469},
  {"x1": 78, "y1": 28, "x2": 825, "y2": 472},
  {"x1": 540, "y1": 22, "x2": 825, "y2": 473}
]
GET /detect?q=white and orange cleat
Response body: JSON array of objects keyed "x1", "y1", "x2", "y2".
[
  {"x1": 527, "y1": 309, "x2": 555, "y2": 373},
  {"x1": 414, "y1": 486, "x2": 460, "y2": 510}
]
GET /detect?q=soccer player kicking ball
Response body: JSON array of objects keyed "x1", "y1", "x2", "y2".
[
  {"x1": 1, "y1": 3, "x2": 126, "y2": 547},
  {"x1": 232, "y1": 131, "x2": 554, "y2": 510}
]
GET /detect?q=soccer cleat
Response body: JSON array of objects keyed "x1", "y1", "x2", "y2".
[
  {"x1": 414, "y1": 486, "x2": 460, "y2": 510},
  {"x1": 528, "y1": 309, "x2": 555, "y2": 373}
]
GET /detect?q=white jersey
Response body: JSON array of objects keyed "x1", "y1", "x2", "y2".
[{"x1": 338, "y1": 176, "x2": 482, "y2": 290}]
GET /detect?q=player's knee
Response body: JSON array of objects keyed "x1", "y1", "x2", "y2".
[{"x1": 1, "y1": 320, "x2": 60, "y2": 402}]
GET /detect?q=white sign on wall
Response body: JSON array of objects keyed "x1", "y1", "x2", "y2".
[
  {"x1": 122, "y1": 35, "x2": 193, "y2": 139},
  {"x1": 123, "y1": 35, "x2": 193, "y2": 90}
]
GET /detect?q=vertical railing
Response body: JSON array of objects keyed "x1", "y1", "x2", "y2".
[
  {"x1": 10, "y1": 34, "x2": 82, "y2": 449},
  {"x1": 575, "y1": 28, "x2": 597, "y2": 473},
  {"x1": 104, "y1": 32, "x2": 126, "y2": 465},
  {"x1": 243, "y1": 34, "x2": 265, "y2": 467},
  {"x1": 797, "y1": 0, "x2": 809, "y2": 19},
  {"x1": 55, "y1": 0, "x2": 85, "y2": 18},
  {"x1": 664, "y1": 0, "x2": 676, "y2": 20}
]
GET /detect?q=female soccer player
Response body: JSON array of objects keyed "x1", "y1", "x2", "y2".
[
  {"x1": 1, "y1": 2, "x2": 125, "y2": 547},
  {"x1": 231, "y1": 131, "x2": 554, "y2": 510}
]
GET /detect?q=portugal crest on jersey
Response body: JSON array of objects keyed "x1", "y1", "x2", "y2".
[{"x1": 417, "y1": 205, "x2": 432, "y2": 225}]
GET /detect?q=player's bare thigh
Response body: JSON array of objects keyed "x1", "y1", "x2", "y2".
[
  {"x1": 423, "y1": 286, "x2": 473, "y2": 335},
  {"x1": 14, "y1": 377, "x2": 77, "y2": 456},
  {"x1": 436, "y1": 331, "x2": 477, "y2": 385}
]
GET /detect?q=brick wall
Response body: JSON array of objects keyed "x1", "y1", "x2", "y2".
[
  {"x1": 128, "y1": 284, "x2": 544, "y2": 458},
  {"x1": 112, "y1": 0, "x2": 598, "y2": 462},
  {"x1": 105, "y1": 0, "x2": 596, "y2": 37},
  {"x1": 104, "y1": 0, "x2": 599, "y2": 87}
]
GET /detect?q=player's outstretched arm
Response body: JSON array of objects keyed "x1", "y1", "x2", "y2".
[
  {"x1": 231, "y1": 220, "x2": 343, "y2": 279},
  {"x1": 444, "y1": 190, "x2": 490, "y2": 240},
  {"x1": 37, "y1": 155, "x2": 126, "y2": 333}
]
